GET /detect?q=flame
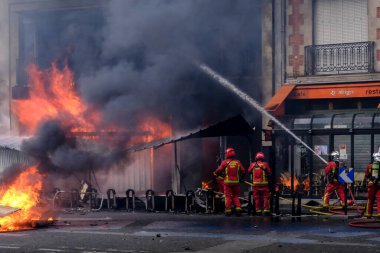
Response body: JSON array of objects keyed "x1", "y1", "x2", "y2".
[
  {"x1": 302, "y1": 177, "x2": 310, "y2": 191},
  {"x1": 130, "y1": 116, "x2": 172, "y2": 145},
  {"x1": 13, "y1": 63, "x2": 101, "y2": 135},
  {"x1": 279, "y1": 173, "x2": 310, "y2": 192},
  {"x1": 279, "y1": 173, "x2": 299, "y2": 191},
  {"x1": 202, "y1": 181, "x2": 211, "y2": 190},
  {"x1": 12, "y1": 63, "x2": 172, "y2": 144},
  {"x1": 0, "y1": 166, "x2": 43, "y2": 231}
]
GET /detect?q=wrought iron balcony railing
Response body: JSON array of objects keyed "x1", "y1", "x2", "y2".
[{"x1": 305, "y1": 41, "x2": 375, "y2": 75}]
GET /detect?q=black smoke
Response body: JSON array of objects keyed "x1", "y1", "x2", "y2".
[{"x1": 16, "y1": 0, "x2": 262, "y2": 182}]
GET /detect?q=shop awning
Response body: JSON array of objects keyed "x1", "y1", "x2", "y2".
[
  {"x1": 265, "y1": 82, "x2": 380, "y2": 116},
  {"x1": 287, "y1": 82, "x2": 380, "y2": 99},
  {"x1": 130, "y1": 115, "x2": 255, "y2": 151},
  {"x1": 264, "y1": 84, "x2": 296, "y2": 116}
]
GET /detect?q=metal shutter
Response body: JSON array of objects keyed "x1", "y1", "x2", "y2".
[{"x1": 315, "y1": 0, "x2": 368, "y2": 45}]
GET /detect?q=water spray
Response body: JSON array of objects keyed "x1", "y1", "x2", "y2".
[{"x1": 198, "y1": 63, "x2": 328, "y2": 164}]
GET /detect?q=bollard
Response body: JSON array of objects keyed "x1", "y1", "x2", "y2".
[
  {"x1": 145, "y1": 189, "x2": 155, "y2": 212},
  {"x1": 126, "y1": 189, "x2": 135, "y2": 212},
  {"x1": 297, "y1": 191, "x2": 302, "y2": 221},
  {"x1": 70, "y1": 189, "x2": 79, "y2": 209},
  {"x1": 275, "y1": 191, "x2": 280, "y2": 215},
  {"x1": 205, "y1": 189, "x2": 215, "y2": 213},
  {"x1": 248, "y1": 191, "x2": 256, "y2": 216},
  {"x1": 165, "y1": 190, "x2": 175, "y2": 212},
  {"x1": 185, "y1": 190, "x2": 195, "y2": 213},
  {"x1": 107, "y1": 189, "x2": 117, "y2": 209},
  {"x1": 89, "y1": 188, "x2": 98, "y2": 209}
]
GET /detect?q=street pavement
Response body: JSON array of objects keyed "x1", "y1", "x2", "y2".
[{"x1": 0, "y1": 210, "x2": 379, "y2": 252}]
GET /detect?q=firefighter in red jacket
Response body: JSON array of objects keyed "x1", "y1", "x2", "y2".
[
  {"x1": 248, "y1": 151, "x2": 272, "y2": 216},
  {"x1": 365, "y1": 152, "x2": 380, "y2": 218},
  {"x1": 213, "y1": 148, "x2": 245, "y2": 216},
  {"x1": 322, "y1": 151, "x2": 346, "y2": 209}
]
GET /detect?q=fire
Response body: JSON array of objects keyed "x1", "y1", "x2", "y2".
[
  {"x1": 279, "y1": 172, "x2": 299, "y2": 191},
  {"x1": 13, "y1": 63, "x2": 100, "y2": 135},
  {"x1": 302, "y1": 177, "x2": 310, "y2": 192},
  {"x1": 0, "y1": 166, "x2": 43, "y2": 231},
  {"x1": 202, "y1": 181, "x2": 211, "y2": 190},
  {"x1": 279, "y1": 172, "x2": 310, "y2": 192},
  {"x1": 12, "y1": 63, "x2": 172, "y2": 144}
]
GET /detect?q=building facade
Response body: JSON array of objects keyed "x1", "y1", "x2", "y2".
[{"x1": 262, "y1": 0, "x2": 380, "y2": 194}]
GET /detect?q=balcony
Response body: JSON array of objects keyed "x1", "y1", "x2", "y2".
[{"x1": 305, "y1": 41, "x2": 375, "y2": 76}]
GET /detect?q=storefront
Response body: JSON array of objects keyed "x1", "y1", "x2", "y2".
[{"x1": 265, "y1": 82, "x2": 380, "y2": 195}]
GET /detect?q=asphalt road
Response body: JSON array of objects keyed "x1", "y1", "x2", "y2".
[{"x1": 0, "y1": 211, "x2": 379, "y2": 253}]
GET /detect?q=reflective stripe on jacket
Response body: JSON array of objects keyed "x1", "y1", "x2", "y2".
[{"x1": 224, "y1": 160, "x2": 241, "y2": 184}]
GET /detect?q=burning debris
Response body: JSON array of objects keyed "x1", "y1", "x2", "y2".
[
  {"x1": 0, "y1": 165, "x2": 54, "y2": 231},
  {"x1": 201, "y1": 181, "x2": 212, "y2": 190},
  {"x1": 279, "y1": 172, "x2": 310, "y2": 193}
]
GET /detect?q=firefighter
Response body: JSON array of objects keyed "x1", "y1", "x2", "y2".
[
  {"x1": 213, "y1": 156, "x2": 225, "y2": 195},
  {"x1": 248, "y1": 151, "x2": 272, "y2": 216},
  {"x1": 322, "y1": 151, "x2": 346, "y2": 209},
  {"x1": 365, "y1": 152, "x2": 380, "y2": 218},
  {"x1": 213, "y1": 148, "x2": 245, "y2": 216}
]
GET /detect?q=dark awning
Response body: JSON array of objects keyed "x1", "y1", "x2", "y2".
[{"x1": 130, "y1": 115, "x2": 255, "y2": 152}]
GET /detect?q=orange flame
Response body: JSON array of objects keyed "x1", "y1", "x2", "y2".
[
  {"x1": 279, "y1": 173, "x2": 299, "y2": 191},
  {"x1": 302, "y1": 177, "x2": 310, "y2": 191},
  {"x1": 12, "y1": 63, "x2": 172, "y2": 144},
  {"x1": 0, "y1": 166, "x2": 43, "y2": 231},
  {"x1": 202, "y1": 181, "x2": 211, "y2": 190},
  {"x1": 13, "y1": 63, "x2": 101, "y2": 135},
  {"x1": 279, "y1": 173, "x2": 310, "y2": 192}
]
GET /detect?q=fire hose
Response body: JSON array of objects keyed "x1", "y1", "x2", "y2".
[{"x1": 243, "y1": 181, "x2": 366, "y2": 217}]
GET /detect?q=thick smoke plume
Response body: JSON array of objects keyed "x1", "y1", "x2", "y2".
[{"x1": 14, "y1": 0, "x2": 262, "y2": 184}]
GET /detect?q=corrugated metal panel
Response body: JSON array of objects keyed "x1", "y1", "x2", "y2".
[
  {"x1": 0, "y1": 148, "x2": 33, "y2": 173},
  {"x1": 0, "y1": 136, "x2": 29, "y2": 151},
  {"x1": 96, "y1": 148, "x2": 152, "y2": 194},
  {"x1": 354, "y1": 135, "x2": 371, "y2": 173},
  {"x1": 315, "y1": 0, "x2": 368, "y2": 44}
]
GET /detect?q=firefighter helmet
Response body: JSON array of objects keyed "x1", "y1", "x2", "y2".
[
  {"x1": 255, "y1": 151, "x2": 265, "y2": 161},
  {"x1": 225, "y1": 148, "x2": 236, "y2": 158},
  {"x1": 373, "y1": 153, "x2": 380, "y2": 163},
  {"x1": 330, "y1": 151, "x2": 340, "y2": 162}
]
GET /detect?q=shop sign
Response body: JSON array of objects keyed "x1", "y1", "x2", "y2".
[{"x1": 288, "y1": 83, "x2": 380, "y2": 99}]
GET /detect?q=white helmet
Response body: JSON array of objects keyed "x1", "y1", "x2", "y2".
[
  {"x1": 373, "y1": 153, "x2": 380, "y2": 163},
  {"x1": 330, "y1": 151, "x2": 340, "y2": 162}
]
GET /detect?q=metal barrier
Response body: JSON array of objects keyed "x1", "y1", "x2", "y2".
[
  {"x1": 145, "y1": 189, "x2": 155, "y2": 212},
  {"x1": 165, "y1": 190, "x2": 175, "y2": 212},
  {"x1": 107, "y1": 189, "x2": 117, "y2": 209},
  {"x1": 185, "y1": 190, "x2": 195, "y2": 213},
  {"x1": 126, "y1": 189, "x2": 135, "y2": 212},
  {"x1": 205, "y1": 189, "x2": 215, "y2": 213},
  {"x1": 70, "y1": 189, "x2": 79, "y2": 209},
  {"x1": 52, "y1": 189, "x2": 65, "y2": 209},
  {"x1": 52, "y1": 189, "x2": 104, "y2": 211}
]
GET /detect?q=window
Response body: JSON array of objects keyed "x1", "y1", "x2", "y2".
[
  {"x1": 333, "y1": 114, "x2": 352, "y2": 129},
  {"x1": 294, "y1": 117, "x2": 312, "y2": 130},
  {"x1": 315, "y1": 0, "x2": 368, "y2": 45},
  {"x1": 312, "y1": 115, "x2": 331, "y2": 129},
  {"x1": 354, "y1": 114, "x2": 372, "y2": 129}
]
